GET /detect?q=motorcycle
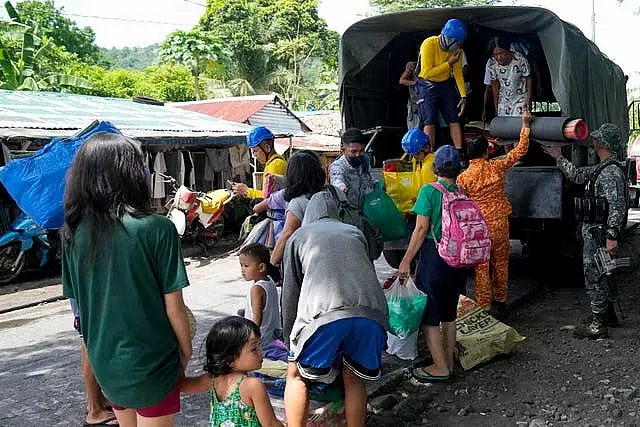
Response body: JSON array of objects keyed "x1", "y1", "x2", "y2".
[
  {"x1": 162, "y1": 174, "x2": 234, "y2": 255},
  {"x1": 0, "y1": 213, "x2": 58, "y2": 283}
]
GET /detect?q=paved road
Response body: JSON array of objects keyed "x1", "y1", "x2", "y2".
[{"x1": 0, "y1": 250, "x2": 399, "y2": 427}]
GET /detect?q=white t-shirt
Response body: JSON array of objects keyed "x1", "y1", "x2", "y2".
[{"x1": 244, "y1": 278, "x2": 281, "y2": 349}]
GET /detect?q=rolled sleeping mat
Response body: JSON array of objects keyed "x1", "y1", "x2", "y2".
[{"x1": 489, "y1": 116, "x2": 589, "y2": 146}]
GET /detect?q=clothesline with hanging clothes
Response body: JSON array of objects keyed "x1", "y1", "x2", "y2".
[{"x1": 146, "y1": 145, "x2": 252, "y2": 202}]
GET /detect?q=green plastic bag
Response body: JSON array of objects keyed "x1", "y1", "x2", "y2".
[
  {"x1": 363, "y1": 181, "x2": 408, "y2": 242},
  {"x1": 384, "y1": 277, "x2": 428, "y2": 339}
]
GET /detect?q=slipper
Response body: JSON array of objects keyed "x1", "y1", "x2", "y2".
[
  {"x1": 84, "y1": 416, "x2": 119, "y2": 426},
  {"x1": 412, "y1": 367, "x2": 450, "y2": 382}
]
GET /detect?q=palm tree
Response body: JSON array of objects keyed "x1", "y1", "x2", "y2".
[{"x1": 0, "y1": 1, "x2": 93, "y2": 91}]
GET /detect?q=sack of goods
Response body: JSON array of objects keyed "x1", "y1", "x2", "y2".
[
  {"x1": 382, "y1": 159, "x2": 420, "y2": 214},
  {"x1": 384, "y1": 276, "x2": 427, "y2": 339},
  {"x1": 455, "y1": 296, "x2": 526, "y2": 370},
  {"x1": 363, "y1": 181, "x2": 408, "y2": 242}
]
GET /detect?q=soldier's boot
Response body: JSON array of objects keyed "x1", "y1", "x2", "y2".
[
  {"x1": 573, "y1": 313, "x2": 607, "y2": 339},
  {"x1": 581, "y1": 304, "x2": 620, "y2": 328},
  {"x1": 604, "y1": 303, "x2": 620, "y2": 328}
]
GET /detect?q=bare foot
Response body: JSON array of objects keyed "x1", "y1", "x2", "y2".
[{"x1": 86, "y1": 408, "x2": 118, "y2": 425}]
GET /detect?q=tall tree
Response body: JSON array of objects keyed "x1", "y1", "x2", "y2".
[
  {"x1": 0, "y1": 1, "x2": 93, "y2": 91},
  {"x1": 370, "y1": 0, "x2": 500, "y2": 13},
  {"x1": 159, "y1": 29, "x2": 228, "y2": 100},
  {"x1": 13, "y1": 0, "x2": 109, "y2": 65},
  {"x1": 200, "y1": 0, "x2": 339, "y2": 108}
]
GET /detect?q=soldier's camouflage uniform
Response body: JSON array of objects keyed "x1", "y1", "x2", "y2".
[{"x1": 555, "y1": 123, "x2": 628, "y2": 315}]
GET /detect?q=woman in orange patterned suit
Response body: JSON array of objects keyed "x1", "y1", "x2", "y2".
[{"x1": 456, "y1": 111, "x2": 532, "y2": 312}]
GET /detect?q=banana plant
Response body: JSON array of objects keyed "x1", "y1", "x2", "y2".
[{"x1": 0, "y1": 1, "x2": 93, "y2": 91}]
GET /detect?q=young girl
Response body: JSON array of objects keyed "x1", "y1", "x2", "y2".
[
  {"x1": 238, "y1": 243, "x2": 288, "y2": 362},
  {"x1": 181, "y1": 317, "x2": 283, "y2": 427}
]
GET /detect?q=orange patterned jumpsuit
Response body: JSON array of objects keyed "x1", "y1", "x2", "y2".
[{"x1": 457, "y1": 128, "x2": 530, "y2": 309}]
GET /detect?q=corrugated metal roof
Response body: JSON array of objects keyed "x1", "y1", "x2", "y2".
[
  {"x1": 173, "y1": 95, "x2": 272, "y2": 123},
  {"x1": 0, "y1": 90, "x2": 251, "y2": 144},
  {"x1": 274, "y1": 133, "x2": 341, "y2": 153},
  {"x1": 172, "y1": 94, "x2": 311, "y2": 135}
]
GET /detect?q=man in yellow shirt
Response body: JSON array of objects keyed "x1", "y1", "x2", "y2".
[
  {"x1": 401, "y1": 128, "x2": 436, "y2": 187},
  {"x1": 415, "y1": 18, "x2": 467, "y2": 152},
  {"x1": 233, "y1": 126, "x2": 287, "y2": 199}
]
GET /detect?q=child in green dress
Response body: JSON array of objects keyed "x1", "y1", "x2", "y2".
[{"x1": 181, "y1": 316, "x2": 283, "y2": 427}]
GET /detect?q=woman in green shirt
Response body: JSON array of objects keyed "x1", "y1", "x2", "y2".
[
  {"x1": 62, "y1": 133, "x2": 192, "y2": 426},
  {"x1": 398, "y1": 145, "x2": 466, "y2": 383}
]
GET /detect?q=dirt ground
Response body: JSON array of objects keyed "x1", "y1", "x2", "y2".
[{"x1": 368, "y1": 236, "x2": 640, "y2": 426}]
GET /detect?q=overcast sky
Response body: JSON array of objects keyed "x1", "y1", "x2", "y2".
[{"x1": 1, "y1": 0, "x2": 639, "y2": 75}]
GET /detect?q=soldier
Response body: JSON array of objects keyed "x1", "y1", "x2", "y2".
[{"x1": 543, "y1": 123, "x2": 629, "y2": 339}]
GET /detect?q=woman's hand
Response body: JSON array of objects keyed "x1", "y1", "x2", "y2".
[
  {"x1": 522, "y1": 110, "x2": 533, "y2": 128},
  {"x1": 232, "y1": 183, "x2": 249, "y2": 197},
  {"x1": 398, "y1": 259, "x2": 411, "y2": 281},
  {"x1": 457, "y1": 98, "x2": 467, "y2": 116}
]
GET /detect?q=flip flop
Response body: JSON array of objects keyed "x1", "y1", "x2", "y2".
[
  {"x1": 412, "y1": 367, "x2": 450, "y2": 382},
  {"x1": 84, "y1": 416, "x2": 119, "y2": 426}
]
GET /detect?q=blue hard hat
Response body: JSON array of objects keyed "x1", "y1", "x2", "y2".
[
  {"x1": 441, "y1": 18, "x2": 467, "y2": 42},
  {"x1": 247, "y1": 126, "x2": 274, "y2": 148},
  {"x1": 401, "y1": 128, "x2": 430, "y2": 155}
]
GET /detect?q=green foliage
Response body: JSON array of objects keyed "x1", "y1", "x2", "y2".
[
  {"x1": 0, "y1": 1, "x2": 93, "y2": 91},
  {"x1": 200, "y1": 0, "x2": 339, "y2": 108},
  {"x1": 159, "y1": 29, "x2": 228, "y2": 99},
  {"x1": 63, "y1": 60, "x2": 196, "y2": 102},
  {"x1": 369, "y1": 0, "x2": 501, "y2": 13},
  {"x1": 13, "y1": 0, "x2": 109, "y2": 66},
  {"x1": 101, "y1": 45, "x2": 159, "y2": 70}
]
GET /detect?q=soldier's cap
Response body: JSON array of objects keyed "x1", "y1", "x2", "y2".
[{"x1": 590, "y1": 123, "x2": 622, "y2": 153}]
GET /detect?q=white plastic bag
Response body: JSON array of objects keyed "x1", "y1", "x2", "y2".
[
  {"x1": 384, "y1": 277, "x2": 427, "y2": 339},
  {"x1": 386, "y1": 331, "x2": 418, "y2": 360}
]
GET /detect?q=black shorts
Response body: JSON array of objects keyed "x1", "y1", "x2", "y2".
[
  {"x1": 415, "y1": 78, "x2": 461, "y2": 126},
  {"x1": 415, "y1": 239, "x2": 466, "y2": 326}
]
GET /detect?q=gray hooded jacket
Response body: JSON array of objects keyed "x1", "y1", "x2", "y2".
[{"x1": 281, "y1": 190, "x2": 389, "y2": 358}]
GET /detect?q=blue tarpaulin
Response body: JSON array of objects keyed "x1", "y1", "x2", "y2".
[{"x1": 0, "y1": 121, "x2": 121, "y2": 229}]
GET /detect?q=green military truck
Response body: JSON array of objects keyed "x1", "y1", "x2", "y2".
[{"x1": 339, "y1": 6, "x2": 632, "y2": 268}]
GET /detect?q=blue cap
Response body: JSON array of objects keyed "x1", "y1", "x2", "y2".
[
  {"x1": 401, "y1": 128, "x2": 430, "y2": 155},
  {"x1": 247, "y1": 126, "x2": 274, "y2": 148},
  {"x1": 433, "y1": 145, "x2": 461, "y2": 169},
  {"x1": 441, "y1": 18, "x2": 467, "y2": 42}
]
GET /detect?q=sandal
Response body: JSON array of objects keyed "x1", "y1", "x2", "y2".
[
  {"x1": 84, "y1": 415, "x2": 119, "y2": 426},
  {"x1": 412, "y1": 367, "x2": 450, "y2": 382}
]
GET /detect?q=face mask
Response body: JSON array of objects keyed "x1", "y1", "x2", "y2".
[
  {"x1": 346, "y1": 156, "x2": 363, "y2": 167},
  {"x1": 439, "y1": 34, "x2": 461, "y2": 52}
]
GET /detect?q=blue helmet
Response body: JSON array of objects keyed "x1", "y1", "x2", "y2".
[
  {"x1": 247, "y1": 126, "x2": 274, "y2": 148},
  {"x1": 441, "y1": 18, "x2": 467, "y2": 42},
  {"x1": 401, "y1": 128, "x2": 430, "y2": 155}
]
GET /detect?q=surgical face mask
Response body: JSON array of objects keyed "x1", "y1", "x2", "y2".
[
  {"x1": 439, "y1": 34, "x2": 461, "y2": 52},
  {"x1": 346, "y1": 155, "x2": 364, "y2": 167}
]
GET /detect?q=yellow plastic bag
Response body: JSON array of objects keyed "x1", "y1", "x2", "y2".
[{"x1": 382, "y1": 157, "x2": 421, "y2": 214}]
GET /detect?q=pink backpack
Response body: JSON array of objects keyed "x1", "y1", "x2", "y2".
[{"x1": 430, "y1": 182, "x2": 491, "y2": 268}]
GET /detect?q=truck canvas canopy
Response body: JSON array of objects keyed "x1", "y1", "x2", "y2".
[{"x1": 339, "y1": 6, "x2": 628, "y2": 155}]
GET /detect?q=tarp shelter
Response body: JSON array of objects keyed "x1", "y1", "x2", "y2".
[{"x1": 339, "y1": 6, "x2": 628, "y2": 164}]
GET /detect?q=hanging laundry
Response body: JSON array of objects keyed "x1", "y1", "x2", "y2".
[
  {"x1": 228, "y1": 144, "x2": 251, "y2": 179},
  {"x1": 182, "y1": 151, "x2": 195, "y2": 188},
  {"x1": 205, "y1": 148, "x2": 232, "y2": 184},
  {"x1": 152, "y1": 152, "x2": 166, "y2": 199}
]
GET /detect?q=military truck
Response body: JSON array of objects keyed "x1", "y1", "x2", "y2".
[{"x1": 338, "y1": 6, "x2": 633, "y2": 268}]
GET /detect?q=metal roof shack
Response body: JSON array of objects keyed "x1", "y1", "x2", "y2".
[
  {"x1": 0, "y1": 90, "x2": 251, "y2": 149},
  {"x1": 172, "y1": 94, "x2": 311, "y2": 135}
]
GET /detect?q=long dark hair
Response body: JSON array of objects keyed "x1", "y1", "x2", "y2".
[
  {"x1": 284, "y1": 150, "x2": 326, "y2": 202},
  {"x1": 467, "y1": 136, "x2": 489, "y2": 160},
  {"x1": 62, "y1": 132, "x2": 153, "y2": 259},
  {"x1": 488, "y1": 36, "x2": 511, "y2": 55},
  {"x1": 237, "y1": 243, "x2": 281, "y2": 283},
  {"x1": 204, "y1": 316, "x2": 260, "y2": 376}
]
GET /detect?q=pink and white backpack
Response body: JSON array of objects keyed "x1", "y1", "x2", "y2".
[{"x1": 430, "y1": 182, "x2": 491, "y2": 268}]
